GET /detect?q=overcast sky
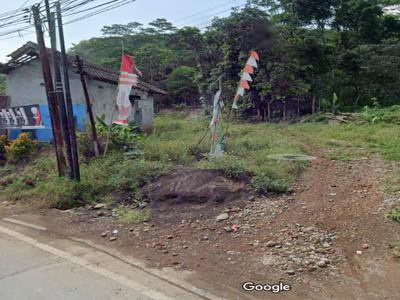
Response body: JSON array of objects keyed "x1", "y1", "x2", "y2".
[{"x1": 0, "y1": 0, "x2": 246, "y2": 62}]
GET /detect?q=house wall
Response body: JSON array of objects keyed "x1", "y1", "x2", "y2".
[{"x1": 5, "y1": 58, "x2": 154, "y2": 140}]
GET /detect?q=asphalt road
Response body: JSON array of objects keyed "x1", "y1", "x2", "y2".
[
  {"x1": 0, "y1": 223, "x2": 217, "y2": 300},
  {"x1": 0, "y1": 231, "x2": 155, "y2": 300}
]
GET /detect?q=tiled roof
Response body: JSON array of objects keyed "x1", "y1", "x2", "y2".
[{"x1": 0, "y1": 41, "x2": 167, "y2": 95}]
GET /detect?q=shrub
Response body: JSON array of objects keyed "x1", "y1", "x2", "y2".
[
  {"x1": 115, "y1": 206, "x2": 151, "y2": 223},
  {"x1": 197, "y1": 155, "x2": 246, "y2": 179},
  {"x1": 387, "y1": 206, "x2": 400, "y2": 222},
  {"x1": 96, "y1": 116, "x2": 142, "y2": 158},
  {"x1": 251, "y1": 173, "x2": 290, "y2": 194},
  {"x1": 77, "y1": 132, "x2": 97, "y2": 160},
  {"x1": 0, "y1": 135, "x2": 9, "y2": 163},
  {"x1": 5, "y1": 133, "x2": 38, "y2": 163}
]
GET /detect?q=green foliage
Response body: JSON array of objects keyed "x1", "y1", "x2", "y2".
[
  {"x1": 115, "y1": 206, "x2": 151, "y2": 223},
  {"x1": 5, "y1": 133, "x2": 38, "y2": 163},
  {"x1": 251, "y1": 173, "x2": 290, "y2": 194},
  {"x1": 0, "y1": 150, "x2": 170, "y2": 209},
  {"x1": 0, "y1": 135, "x2": 9, "y2": 164},
  {"x1": 0, "y1": 74, "x2": 5, "y2": 94},
  {"x1": 69, "y1": 1, "x2": 400, "y2": 118},
  {"x1": 360, "y1": 105, "x2": 400, "y2": 124},
  {"x1": 166, "y1": 66, "x2": 198, "y2": 105},
  {"x1": 387, "y1": 206, "x2": 400, "y2": 222},
  {"x1": 96, "y1": 116, "x2": 142, "y2": 158},
  {"x1": 197, "y1": 155, "x2": 246, "y2": 179}
]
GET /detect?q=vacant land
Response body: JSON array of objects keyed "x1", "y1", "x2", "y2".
[{"x1": 1, "y1": 110, "x2": 400, "y2": 299}]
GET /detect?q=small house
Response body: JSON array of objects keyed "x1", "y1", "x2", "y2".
[{"x1": 0, "y1": 42, "x2": 166, "y2": 141}]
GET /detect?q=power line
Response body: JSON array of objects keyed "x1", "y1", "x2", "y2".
[
  {"x1": 0, "y1": 0, "x2": 136, "y2": 40},
  {"x1": 173, "y1": 0, "x2": 239, "y2": 24},
  {"x1": 179, "y1": 3, "x2": 246, "y2": 28}
]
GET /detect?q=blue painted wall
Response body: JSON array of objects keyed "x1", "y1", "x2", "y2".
[{"x1": 9, "y1": 104, "x2": 86, "y2": 142}]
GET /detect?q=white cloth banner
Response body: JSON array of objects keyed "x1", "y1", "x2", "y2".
[
  {"x1": 241, "y1": 72, "x2": 253, "y2": 82},
  {"x1": 246, "y1": 57, "x2": 258, "y2": 68}
]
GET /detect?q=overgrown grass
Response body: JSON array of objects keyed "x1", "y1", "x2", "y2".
[
  {"x1": 115, "y1": 206, "x2": 151, "y2": 223},
  {"x1": 143, "y1": 113, "x2": 308, "y2": 194},
  {"x1": 387, "y1": 206, "x2": 400, "y2": 222},
  {"x1": 0, "y1": 151, "x2": 170, "y2": 209},
  {"x1": 2, "y1": 109, "x2": 400, "y2": 211}
]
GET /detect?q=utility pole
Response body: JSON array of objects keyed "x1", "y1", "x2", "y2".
[
  {"x1": 32, "y1": 5, "x2": 66, "y2": 177},
  {"x1": 76, "y1": 56, "x2": 100, "y2": 157},
  {"x1": 56, "y1": 1, "x2": 80, "y2": 181},
  {"x1": 44, "y1": 0, "x2": 74, "y2": 179}
]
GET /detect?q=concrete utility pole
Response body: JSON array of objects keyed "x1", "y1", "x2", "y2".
[
  {"x1": 32, "y1": 5, "x2": 66, "y2": 177},
  {"x1": 44, "y1": 0, "x2": 74, "y2": 179},
  {"x1": 56, "y1": 1, "x2": 80, "y2": 181}
]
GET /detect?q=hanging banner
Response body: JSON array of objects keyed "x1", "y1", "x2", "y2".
[
  {"x1": 210, "y1": 82, "x2": 225, "y2": 157},
  {"x1": 241, "y1": 72, "x2": 253, "y2": 82},
  {"x1": 0, "y1": 105, "x2": 44, "y2": 129},
  {"x1": 232, "y1": 50, "x2": 260, "y2": 109},
  {"x1": 113, "y1": 54, "x2": 139, "y2": 126}
]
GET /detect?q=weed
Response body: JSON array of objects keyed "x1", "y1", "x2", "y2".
[
  {"x1": 115, "y1": 206, "x2": 151, "y2": 223},
  {"x1": 251, "y1": 173, "x2": 290, "y2": 194},
  {"x1": 197, "y1": 155, "x2": 246, "y2": 179},
  {"x1": 387, "y1": 206, "x2": 400, "y2": 222},
  {"x1": 389, "y1": 241, "x2": 400, "y2": 259}
]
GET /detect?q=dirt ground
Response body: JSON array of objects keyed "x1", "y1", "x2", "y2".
[{"x1": 1, "y1": 148, "x2": 400, "y2": 300}]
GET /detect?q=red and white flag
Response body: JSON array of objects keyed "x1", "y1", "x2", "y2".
[
  {"x1": 113, "y1": 54, "x2": 139, "y2": 126},
  {"x1": 232, "y1": 50, "x2": 260, "y2": 109}
]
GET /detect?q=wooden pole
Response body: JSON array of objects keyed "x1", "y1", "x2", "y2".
[
  {"x1": 56, "y1": 1, "x2": 80, "y2": 181},
  {"x1": 32, "y1": 5, "x2": 66, "y2": 176},
  {"x1": 76, "y1": 55, "x2": 100, "y2": 157},
  {"x1": 44, "y1": 0, "x2": 74, "y2": 179}
]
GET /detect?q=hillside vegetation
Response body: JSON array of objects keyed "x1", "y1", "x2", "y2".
[
  {"x1": 70, "y1": 0, "x2": 400, "y2": 121},
  {"x1": 1, "y1": 109, "x2": 400, "y2": 211}
]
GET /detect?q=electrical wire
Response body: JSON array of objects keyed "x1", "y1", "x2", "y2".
[
  {"x1": 173, "y1": 0, "x2": 239, "y2": 24},
  {"x1": 0, "y1": 0, "x2": 136, "y2": 39}
]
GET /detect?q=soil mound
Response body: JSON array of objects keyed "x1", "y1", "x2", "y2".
[{"x1": 145, "y1": 168, "x2": 247, "y2": 205}]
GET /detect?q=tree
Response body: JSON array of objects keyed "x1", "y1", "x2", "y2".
[
  {"x1": 0, "y1": 75, "x2": 6, "y2": 94},
  {"x1": 146, "y1": 19, "x2": 177, "y2": 34},
  {"x1": 166, "y1": 66, "x2": 199, "y2": 106},
  {"x1": 101, "y1": 22, "x2": 143, "y2": 36},
  {"x1": 68, "y1": 0, "x2": 400, "y2": 120}
]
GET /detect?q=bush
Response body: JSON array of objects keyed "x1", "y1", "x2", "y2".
[
  {"x1": 115, "y1": 206, "x2": 151, "y2": 223},
  {"x1": 5, "y1": 133, "x2": 38, "y2": 163},
  {"x1": 387, "y1": 206, "x2": 400, "y2": 222},
  {"x1": 197, "y1": 155, "x2": 246, "y2": 179},
  {"x1": 0, "y1": 135, "x2": 9, "y2": 164},
  {"x1": 251, "y1": 173, "x2": 290, "y2": 194},
  {"x1": 96, "y1": 116, "x2": 142, "y2": 158},
  {"x1": 77, "y1": 132, "x2": 97, "y2": 160},
  {"x1": 360, "y1": 105, "x2": 400, "y2": 124}
]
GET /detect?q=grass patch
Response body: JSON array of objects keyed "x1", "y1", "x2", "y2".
[
  {"x1": 0, "y1": 151, "x2": 170, "y2": 209},
  {"x1": 251, "y1": 173, "x2": 290, "y2": 194},
  {"x1": 2, "y1": 109, "x2": 400, "y2": 207},
  {"x1": 387, "y1": 206, "x2": 400, "y2": 222},
  {"x1": 197, "y1": 155, "x2": 246, "y2": 179},
  {"x1": 115, "y1": 206, "x2": 151, "y2": 223}
]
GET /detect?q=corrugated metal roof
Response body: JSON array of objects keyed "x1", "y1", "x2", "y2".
[{"x1": 0, "y1": 41, "x2": 167, "y2": 95}]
